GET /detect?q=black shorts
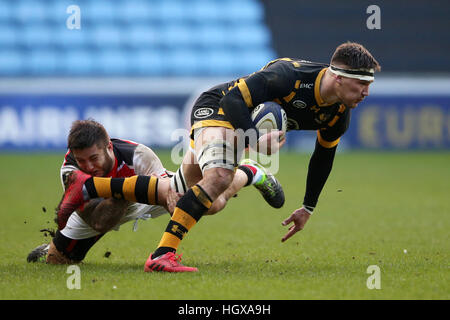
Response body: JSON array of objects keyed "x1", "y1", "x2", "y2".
[{"x1": 189, "y1": 85, "x2": 234, "y2": 140}]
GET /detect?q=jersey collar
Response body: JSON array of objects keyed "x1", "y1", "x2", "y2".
[
  {"x1": 105, "y1": 157, "x2": 118, "y2": 177},
  {"x1": 314, "y1": 68, "x2": 333, "y2": 107}
]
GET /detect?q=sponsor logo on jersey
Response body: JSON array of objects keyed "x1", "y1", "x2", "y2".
[
  {"x1": 315, "y1": 113, "x2": 331, "y2": 123},
  {"x1": 292, "y1": 100, "x2": 307, "y2": 109},
  {"x1": 194, "y1": 107, "x2": 214, "y2": 119},
  {"x1": 300, "y1": 83, "x2": 314, "y2": 89}
]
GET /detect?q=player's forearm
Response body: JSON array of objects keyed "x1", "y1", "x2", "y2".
[{"x1": 303, "y1": 140, "x2": 337, "y2": 211}]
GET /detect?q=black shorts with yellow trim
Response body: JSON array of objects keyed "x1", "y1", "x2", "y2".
[
  {"x1": 189, "y1": 102, "x2": 235, "y2": 150},
  {"x1": 189, "y1": 102, "x2": 240, "y2": 171}
]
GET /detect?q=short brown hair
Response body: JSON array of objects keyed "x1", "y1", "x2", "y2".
[
  {"x1": 331, "y1": 42, "x2": 381, "y2": 71},
  {"x1": 67, "y1": 119, "x2": 110, "y2": 150}
]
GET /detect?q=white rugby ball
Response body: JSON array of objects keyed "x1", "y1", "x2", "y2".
[{"x1": 251, "y1": 101, "x2": 287, "y2": 133}]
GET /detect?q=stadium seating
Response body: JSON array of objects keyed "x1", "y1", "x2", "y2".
[
  {"x1": 0, "y1": 50, "x2": 25, "y2": 75},
  {"x1": 0, "y1": 0, "x2": 276, "y2": 76}
]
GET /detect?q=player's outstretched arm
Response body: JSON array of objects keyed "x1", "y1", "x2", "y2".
[
  {"x1": 303, "y1": 139, "x2": 337, "y2": 211},
  {"x1": 281, "y1": 138, "x2": 338, "y2": 242}
]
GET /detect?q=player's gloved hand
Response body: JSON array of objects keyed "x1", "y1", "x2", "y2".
[
  {"x1": 256, "y1": 130, "x2": 286, "y2": 155},
  {"x1": 281, "y1": 207, "x2": 311, "y2": 242}
]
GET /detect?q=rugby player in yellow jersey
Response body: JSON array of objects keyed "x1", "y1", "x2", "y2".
[{"x1": 55, "y1": 42, "x2": 380, "y2": 272}]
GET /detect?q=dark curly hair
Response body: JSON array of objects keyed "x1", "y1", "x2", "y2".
[
  {"x1": 67, "y1": 119, "x2": 109, "y2": 150},
  {"x1": 331, "y1": 42, "x2": 381, "y2": 71}
]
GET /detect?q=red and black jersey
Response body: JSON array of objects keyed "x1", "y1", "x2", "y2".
[
  {"x1": 61, "y1": 138, "x2": 168, "y2": 191},
  {"x1": 57, "y1": 138, "x2": 168, "y2": 231}
]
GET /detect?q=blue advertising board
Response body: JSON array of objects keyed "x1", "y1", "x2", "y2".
[
  {"x1": 285, "y1": 95, "x2": 450, "y2": 151},
  {"x1": 0, "y1": 94, "x2": 190, "y2": 150},
  {"x1": 345, "y1": 95, "x2": 449, "y2": 150}
]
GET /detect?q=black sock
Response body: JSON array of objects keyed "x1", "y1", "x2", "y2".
[
  {"x1": 151, "y1": 184, "x2": 212, "y2": 259},
  {"x1": 53, "y1": 230, "x2": 104, "y2": 262},
  {"x1": 238, "y1": 165, "x2": 255, "y2": 186}
]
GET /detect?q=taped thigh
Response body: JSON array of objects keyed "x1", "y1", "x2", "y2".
[{"x1": 196, "y1": 139, "x2": 236, "y2": 173}]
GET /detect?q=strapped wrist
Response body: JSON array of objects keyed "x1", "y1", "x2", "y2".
[{"x1": 302, "y1": 205, "x2": 314, "y2": 214}]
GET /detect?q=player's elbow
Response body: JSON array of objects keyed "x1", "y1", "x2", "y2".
[
  {"x1": 220, "y1": 89, "x2": 245, "y2": 116},
  {"x1": 219, "y1": 92, "x2": 234, "y2": 114}
]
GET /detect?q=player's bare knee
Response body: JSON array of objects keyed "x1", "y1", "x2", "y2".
[
  {"x1": 215, "y1": 167, "x2": 234, "y2": 189},
  {"x1": 202, "y1": 167, "x2": 234, "y2": 197}
]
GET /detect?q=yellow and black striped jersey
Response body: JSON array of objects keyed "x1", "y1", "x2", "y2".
[
  {"x1": 195, "y1": 58, "x2": 350, "y2": 148},
  {"x1": 191, "y1": 58, "x2": 354, "y2": 210}
]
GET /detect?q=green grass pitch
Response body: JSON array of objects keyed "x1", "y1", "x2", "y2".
[{"x1": 0, "y1": 151, "x2": 448, "y2": 300}]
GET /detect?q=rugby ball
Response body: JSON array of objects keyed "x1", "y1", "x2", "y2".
[{"x1": 251, "y1": 101, "x2": 287, "y2": 133}]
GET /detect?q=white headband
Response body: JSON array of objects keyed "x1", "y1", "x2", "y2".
[{"x1": 329, "y1": 65, "x2": 375, "y2": 81}]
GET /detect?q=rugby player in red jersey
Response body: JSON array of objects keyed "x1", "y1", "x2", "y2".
[{"x1": 28, "y1": 119, "x2": 280, "y2": 264}]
